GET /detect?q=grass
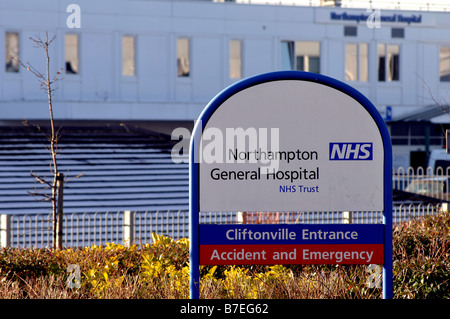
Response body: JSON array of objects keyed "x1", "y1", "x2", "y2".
[{"x1": 0, "y1": 212, "x2": 448, "y2": 299}]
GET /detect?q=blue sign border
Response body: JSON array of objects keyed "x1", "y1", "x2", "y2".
[{"x1": 189, "y1": 71, "x2": 393, "y2": 299}]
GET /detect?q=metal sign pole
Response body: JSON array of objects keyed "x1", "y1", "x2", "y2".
[
  {"x1": 383, "y1": 153, "x2": 393, "y2": 299},
  {"x1": 189, "y1": 119, "x2": 201, "y2": 299}
]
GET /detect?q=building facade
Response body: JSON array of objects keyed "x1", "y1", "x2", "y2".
[{"x1": 1, "y1": 0, "x2": 450, "y2": 168}]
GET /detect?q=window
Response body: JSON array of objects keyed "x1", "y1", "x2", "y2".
[
  {"x1": 281, "y1": 41, "x2": 294, "y2": 70},
  {"x1": 390, "y1": 122, "x2": 408, "y2": 145},
  {"x1": 344, "y1": 26, "x2": 357, "y2": 37},
  {"x1": 440, "y1": 47, "x2": 450, "y2": 82},
  {"x1": 65, "y1": 34, "x2": 79, "y2": 74},
  {"x1": 5, "y1": 32, "x2": 19, "y2": 73},
  {"x1": 122, "y1": 35, "x2": 135, "y2": 77},
  {"x1": 177, "y1": 37, "x2": 190, "y2": 77},
  {"x1": 229, "y1": 39, "x2": 242, "y2": 79},
  {"x1": 345, "y1": 44, "x2": 357, "y2": 81},
  {"x1": 297, "y1": 41, "x2": 320, "y2": 73},
  {"x1": 378, "y1": 44, "x2": 399, "y2": 82},
  {"x1": 345, "y1": 43, "x2": 368, "y2": 82},
  {"x1": 281, "y1": 41, "x2": 320, "y2": 73},
  {"x1": 360, "y1": 43, "x2": 369, "y2": 82},
  {"x1": 391, "y1": 28, "x2": 404, "y2": 39},
  {"x1": 390, "y1": 122, "x2": 444, "y2": 146}
]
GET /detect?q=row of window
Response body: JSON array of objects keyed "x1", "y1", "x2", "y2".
[
  {"x1": 4, "y1": 31, "x2": 450, "y2": 83},
  {"x1": 280, "y1": 40, "x2": 400, "y2": 82},
  {"x1": 177, "y1": 37, "x2": 243, "y2": 79},
  {"x1": 4, "y1": 32, "x2": 242, "y2": 80}
]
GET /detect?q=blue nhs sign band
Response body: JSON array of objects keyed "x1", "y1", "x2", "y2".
[
  {"x1": 189, "y1": 71, "x2": 393, "y2": 299},
  {"x1": 329, "y1": 143, "x2": 373, "y2": 160}
]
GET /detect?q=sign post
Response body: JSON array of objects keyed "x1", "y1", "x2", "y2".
[{"x1": 189, "y1": 71, "x2": 392, "y2": 299}]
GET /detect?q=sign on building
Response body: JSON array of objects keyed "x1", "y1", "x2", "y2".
[
  {"x1": 189, "y1": 71, "x2": 393, "y2": 299},
  {"x1": 200, "y1": 224, "x2": 384, "y2": 265}
]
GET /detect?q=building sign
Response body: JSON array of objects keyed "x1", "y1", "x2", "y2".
[
  {"x1": 198, "y1": 79, "x2": 384, "y2": 213},
  {"x1": 200, "y1": 224, "x2": 384, "y2": 265},
  {"x1": 314, "y1": 9, "x2": 431, "y2": 27},
  {"x1": 330, "y1": 11, "x2": 422, "y2": 25},
  {"x1": 189, "y1": 71, "x2": 393, "y2": 299}
]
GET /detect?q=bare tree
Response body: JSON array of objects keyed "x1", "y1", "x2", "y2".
[
  {"x1": 12, "y1": 32, "x2": 82, "y2": 249},
  {"x1": 421, "y1": 78, "x2": 450, "y2": 116}
]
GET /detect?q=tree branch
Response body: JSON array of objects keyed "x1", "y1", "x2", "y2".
[
  {"x1": 64, "y1": 172, "x2": 86, "y2": 183},
  {"x1": 30, "y1": 172, "x2": 52, "y2": 187},
  {"x1": 419, "y1": 74, "x2": 450, "y2": 115}
]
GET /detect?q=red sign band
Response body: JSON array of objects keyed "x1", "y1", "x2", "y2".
[{"x1": 200, "y1": 244, "x2": 384, "y2": 265}]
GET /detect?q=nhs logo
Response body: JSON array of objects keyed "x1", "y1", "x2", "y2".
[{"x1": 329, "y1": 143, "x2": 373, "y2": 160}]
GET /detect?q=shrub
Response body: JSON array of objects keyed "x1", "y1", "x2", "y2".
[
  {"x1": 0, "y1": 213, "x2": 448, "y2": 299},
  {"x1": 392, "y1": 211, "x2": 449, "y2": 299}
]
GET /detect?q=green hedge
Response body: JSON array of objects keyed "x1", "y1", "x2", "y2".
[{"x1": 0, "y1": 212, "x2": 448, "y2": 299}]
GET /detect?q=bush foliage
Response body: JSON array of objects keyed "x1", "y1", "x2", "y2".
[{"x1": 0, "y1": 212, "x2": 448, "y2": 299}]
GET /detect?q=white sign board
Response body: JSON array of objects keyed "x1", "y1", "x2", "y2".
[{"x1": 198, "y1": 79, "x2": 384, "y2": 212}]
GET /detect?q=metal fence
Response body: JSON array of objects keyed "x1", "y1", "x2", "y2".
[
  {"x1": 1, "y1": 164, "x2": 448, "y2": 248},
  {"x1": 393, "y1": 166, "x2": 450, "y2": 190},
  {"x1": 0, "y1": 204, "x2": 443, "y2": 248},
  {"x1": 0, "y1": 211, "x2": 240, "y2": 248}
]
